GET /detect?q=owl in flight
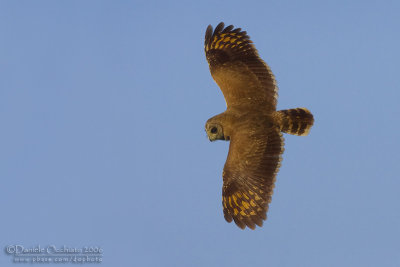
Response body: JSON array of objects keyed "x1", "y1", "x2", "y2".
[{"x1": 204, "y1": 22, "x2": 314, "y2": 230}]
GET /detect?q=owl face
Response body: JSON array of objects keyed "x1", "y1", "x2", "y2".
[{"x1": 205, "y1": 122, "x2": 225, "y2": 141}]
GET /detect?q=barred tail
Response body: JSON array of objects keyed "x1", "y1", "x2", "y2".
[{"x1": 277, "y1": 108, "x2": 314, "y2": 136}]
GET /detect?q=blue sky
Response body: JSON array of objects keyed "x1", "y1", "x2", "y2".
[{"x1": 1, "y1": 0, "x2": 400, "y2": 266}]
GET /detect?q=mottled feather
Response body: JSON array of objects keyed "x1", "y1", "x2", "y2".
[
  {"x1": 205, "y1": 22, "x2": 278, "y2": 110},
  {"x1": 222, "y1": 126, "x2": 284, "y2": 229}
]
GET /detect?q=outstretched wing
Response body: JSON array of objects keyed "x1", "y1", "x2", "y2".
[
  {"x1": 205, "y1": 22, "x2": 278, "y2": 110},
  {"x1": 222, "y1": 127, "x2": 284, "y2": 230}
]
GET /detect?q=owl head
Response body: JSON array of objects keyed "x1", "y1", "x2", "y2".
[{"x1": 205, "y1": 122, "x2": 224, "y2": 141}]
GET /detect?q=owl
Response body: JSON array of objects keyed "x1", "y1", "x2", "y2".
[{"x1": 204, "y1": 22, "x2": 314, "y2": 230}]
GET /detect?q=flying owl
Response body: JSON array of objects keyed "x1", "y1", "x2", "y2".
[{"x1": 204, "y1": 22, "x2": 314, "y2": 230}]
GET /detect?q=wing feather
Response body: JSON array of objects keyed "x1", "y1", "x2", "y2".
[
  {"x1": 205, "y1": 22, "x2": 278, "y2": 110},
  {"x1": 222, "y1": 127, "x2": 284, "y2": 230}
]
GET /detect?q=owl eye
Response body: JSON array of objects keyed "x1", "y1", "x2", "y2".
[{"x1": 210, "y1": 127, "x2": 218, "y2": 134}]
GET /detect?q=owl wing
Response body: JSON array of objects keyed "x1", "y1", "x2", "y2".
[
  {"x1": 222, "y1": 126, "x2": 284, "y2": 230},
  {"x1": 205, "y1": 22, "x2": 278, "y2": 110}
]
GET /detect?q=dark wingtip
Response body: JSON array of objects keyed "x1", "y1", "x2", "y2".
[
  {"x1": 205, "y1": 22, "x2": 251, "y2": 45},
  {"x1": 214, "y1": 22, "x2": 225, "y2": 34},
  {"x1": 205, "y1": 25, "x2": 213, "y2": 47},
  {"x1": 205, "y1": 22, "x2": 225, "y2": 50},
  {"x1": 244, "y1": 217, "x2": 256, "y2": 230},
  {"x1": 222, "y1": 25, "x2": 234, "y2": 33}
]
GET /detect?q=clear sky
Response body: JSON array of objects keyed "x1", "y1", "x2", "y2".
[{"x1": 1, "y1": 0, "x2": 400, "y2": 266}]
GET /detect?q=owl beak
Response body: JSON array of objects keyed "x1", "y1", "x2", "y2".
[{"x1": 207, "y1": 136, "x2": 215, "y2": 142}]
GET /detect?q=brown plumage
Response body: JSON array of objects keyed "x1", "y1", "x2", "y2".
[{"x1": 204, "y1": 22, "x2": 314, "y2": 230}]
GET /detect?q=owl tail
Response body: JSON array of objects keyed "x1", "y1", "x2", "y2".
[{"x1": 277, "y1": 108, "x2": 314, "y2": 136}]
